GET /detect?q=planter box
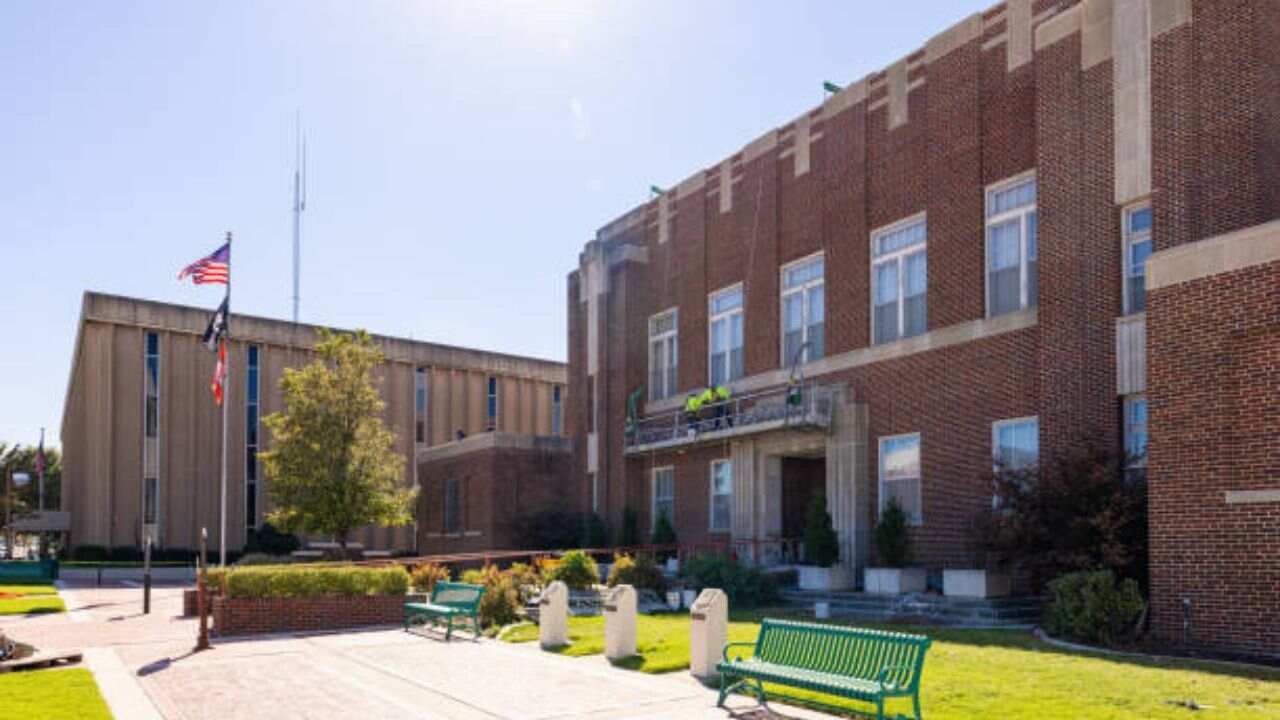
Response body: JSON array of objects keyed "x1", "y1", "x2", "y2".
[
  {"x1": 943, "y1": 570, "x2": 1012, "y2": 598},
  {"x1": 212, "y1": 593, "x2": 425, "y2": 636},
  {"x1": 797, "y1": 565, "x2": 856, "y2": 591},
  {"x1": 863, "y1": 567, "x2": 928, "y2": 595}
]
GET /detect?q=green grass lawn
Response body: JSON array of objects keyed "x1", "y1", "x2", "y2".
[
  {"x1": 501, "y1": 613, "x2": 1280, "y2": 719},
  {"x1": 0, "y1": 583, "x2": 64, "y2": 615},
  {"x1": 0, "y1": 668, "x2": 112, "y2": 719}
]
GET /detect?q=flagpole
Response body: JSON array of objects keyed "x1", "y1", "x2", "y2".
[
  {"x1": 219, "y1": 230, "x2": 231, "y2": 567},
  {"x1": 37, "y1": 427, "x2": 45, "y2": 512}
]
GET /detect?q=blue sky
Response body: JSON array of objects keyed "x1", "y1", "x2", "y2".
[{"x1": 0, "y1": 0, "x2": 990, "y2": 447}]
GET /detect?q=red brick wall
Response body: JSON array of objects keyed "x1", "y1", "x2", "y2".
[
  {"x1": 417, "y1": 443, "x2": 571, "y2": 554},
  {"x1": 1147, "y1": 259, "x2": 1280, "y2": 658},
  {"x1": 212, "y1": 593, "x2": 424, "y2": 636}
]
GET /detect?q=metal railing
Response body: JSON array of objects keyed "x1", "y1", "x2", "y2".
[{"x1": 626, "y1": 382, "x2": 834, "y2": 452}]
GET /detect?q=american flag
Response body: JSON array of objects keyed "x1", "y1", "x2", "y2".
[{"x1": 178, "y1": 242, "x2": 230, "y2": 285}]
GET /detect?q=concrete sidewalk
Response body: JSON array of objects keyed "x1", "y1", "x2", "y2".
[{"x1": 3, "y1": 584, "x2": 840, "y2": 720}]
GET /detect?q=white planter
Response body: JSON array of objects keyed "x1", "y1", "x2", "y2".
[
  {"x1": 666, "y1": 591, "x2": 682, "y2": 610},
  {"x1": 863, "y1": 567, "x2": 928, "y2": 595},
  {"x1": 943, "y1": 569, "x2": 1012, "y2": 598},
  {"x1": 797, "y1": 565, "x2": 856, "y2": 591}
]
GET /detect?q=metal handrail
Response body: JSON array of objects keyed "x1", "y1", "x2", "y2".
[{"x1": 626, "y1": 382, "x2": 833, "y2": 450}]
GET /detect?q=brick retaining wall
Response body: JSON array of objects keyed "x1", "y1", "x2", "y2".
[{"x1": 212, "y1": 593, "x2": 424, "y2": 636}]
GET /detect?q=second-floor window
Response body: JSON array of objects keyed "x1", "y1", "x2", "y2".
[
  {"x1": 486, "y1": 376, "x2": 499, "y2": 432},
  {"x1": 986, "y1": 174, "x2": 1038, "y2": 317},
  {"x1": 1124, "y1": 395, "x2": 1148, "y2": 482},
  {"x1": 415, "y1": 367, "x2": 428, "y2": 443},
  {"x1": 551, "y1": 385, "x2": 562, "y2": 436},
  {"x1": 879, "y1": 433, "x2": 922, "y2": 525},
  {"x1": 652, "y1": 466, "x2": 674, "y2": 528},
  {"x1": 781, "y1": 253, "x2": 824, "y2": 366},
  {"x1": 872, "y1": 215, "x2": 928, "y2": 344},
  {"x1": 709, "y1": 459, "x2": 733, "y2": 532},
  {"x1": 649, "y1": 309, "x2": 678, "y2": 401},
  {"x1": 1124, "y1": 204, "x2": 1152, "y2": 314},
  {"x1": 708, "y1": 285, "x2": 744, "y2": 386}
]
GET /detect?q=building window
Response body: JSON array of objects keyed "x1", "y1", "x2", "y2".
[
  {"x1": 246, "y1": 345, "x2": 260, "y2": 529},
  {"x1": 443, "y1": 478, "x2": 461, "y2": 533},
  {"x1": 589, "y1": 472, "x2": 598, "y2": 513},
  {"x1": 878, "y1": 433, "x2": 922, "y2": 525},
  {"x1": 143, "y1": 332, "x2": 160, "y2": 526},
  {"x1": 551, "y1": 385, "x2": 562, "y2": 436},
  {"x1": 415, "y1": 367, "x2": 428, "y2": 443},
  {"x1": 986, "y1": 174, "x2": 1038, "y2": 317},
  {"x1": 993, "y1": 416, "x2": 1039, "y2": 471},
  {"x1": 587, "y1": 376, "x2": 596, "y2": 433},
  {"x1": 652, "y1": 466, "x2": 675, "y2": 529},
  {"x1": 1124, "y1": 204, "x2": 1152, "y2": 314},
  {"x1": 781, "y1": 253, "x2": 824, "y2": 366},
  {"x1": 872, "y1": 215, "x2": 928, "y2": 344},
  {"x1": 709, "y1": 459, "x2": 732, "y2": 532},
  {"x1": 486, "y1": 376, "x2": 498, "y2": 432},
  {"x1": 708, "y1": 285, "x2": 744, "y2": 386},
  {"x1": 648, "y1": 309, "x2": 678, "y2": 401},
  {"x1": 1123, "y1": 396, "x2": 1148, "y2": 482}
]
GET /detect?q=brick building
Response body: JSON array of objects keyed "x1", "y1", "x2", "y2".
[
  {"x1": 61, "y1": 291, "x2": 567, "y2": 554},
  {"x1": 566, "y1": 0, "x2": 1278, "y2": 658}
]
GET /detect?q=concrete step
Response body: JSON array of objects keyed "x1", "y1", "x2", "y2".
[{"x1": 779, "y1": 589, "x2": 1044, "y2": 627}]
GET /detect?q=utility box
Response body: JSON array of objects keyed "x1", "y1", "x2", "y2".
[
  {"x1": 603, "y1": 584, "x2": 637, "y2": 661},
  {"x1": 539, "y1": 581, "x2": 569, "y2": 649},
  {"x1": 690, "y1": 588, "x2": 728, "y2": 681}
]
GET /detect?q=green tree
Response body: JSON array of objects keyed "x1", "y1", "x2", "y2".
[
  {"x1": 259, "y1": 329, "x2": 416, "y2": 550},
  {"x1": 1, "y1": 442, "x2": 62, "y2": 516},
  {"x1": 875, "y1": 497, "x2": 913, "y2": 568}
]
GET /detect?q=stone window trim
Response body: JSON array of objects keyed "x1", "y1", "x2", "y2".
[
  {"x1": 878, "y1": 432, "x2": 923, "y2": 527},
  {"x1": 709, "y1": 459, "x2": 733, "y2": 533},
  {"x1": 779, "y1": 251, "x2": 825, "y2": 368},
  {"x1": 651, "y1": 465, "x2": 675, "y2": 532},
  {"x1": 648, "y1": 307, "x2": 679, "y2": 402},
  {"x1": 708, "y1": 283, "x2": 745, "y2": 387},
  {"x1": 870, "y1": 212, "x2": 929, "y2": 346},
  {"x1": 984, "y1": 171, "x2": 1038, "y2": 318},
  {"x1": 1122, "y1": 201, "x2": 1153, "y2": 315}
]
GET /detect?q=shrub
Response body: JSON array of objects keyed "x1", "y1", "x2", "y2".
[
  {"x1": 223, "y1": 565, "x2": 409, "y2": 599},
  {"x1": 1044, "y1": 570, "x2": 1145, "y2": 646},
  {"x1": 618, "y1": 507, "x2": 640, "y2": 547},
  {"x1": 243, "y1": 523, "x2": 301, "y2": 557},
  {"x1": 70, "y1": 545, "x2": 108, "y2": 562},
  {"x1": 875, "y1": 497, "x2": 912, "y2": 567},
  {"x1": 506, "y1": 562, "x2": 542, "y2": 602},
  {"x1": 606, "y1": 553, "x2": 666, "y2": 592},
  {"x1": 976, "y1": 445, "x2": 1148, "y2": 592},
  {"x1": 679, "y1": 554, "x2": 777, "y2": 607},
  {"x1": 651, "y1": 511, "x2": 677, "y2": 546},
  {"x1": 410, "y1": 563, "x2": 450, "y2": 595},
  {"x1": 804, "y1": 493, "x2": 839, "y2": 568},
  {"x1": 544, "y1": 550, "x2": 598, "y2": 590},
  {"x1": 459, "y1": 565, "x2": 523, "y2": 627}
]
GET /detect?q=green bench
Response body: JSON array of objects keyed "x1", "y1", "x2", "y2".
[
  {"x1": 403, "y1": 581, "x2": 484, "y2": 641},
  {"x1": 718, "y1": 618, "x2": 931, "y2": 720},
  {"x1": 0, "y1": 559, "x2": 59, "y2": 582}
]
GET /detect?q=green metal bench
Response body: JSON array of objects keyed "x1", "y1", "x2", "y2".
[
  {"x1": 0, "y1": 559, "x2": 58, "y2": 582},
  {"x1": 403, "y1": 581, "x2": 484, "y2": 641},
  {"x1": 717, "y1": 618, "x2": 931, "y2": 720}
]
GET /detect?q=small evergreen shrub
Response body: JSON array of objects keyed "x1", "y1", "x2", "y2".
[
  {"x1": 1044, "y1": 570, "x2": 1145, "y2": 646},
  {"x1": 243, "y1": 523, "x2": 301, "y2": 556},
  {"x1": 506, "y1": 562, "x2": 542, "y2": 602},
  {"x1": 223, "y1": 565, "x2": 409, "y2": 599},
  {"x1": 679, "y1": 554, "x2": 777, "y2": 607},
  {"x1": 651, "y1": 511, "x2": 677, "y2": 546},
  {"x1": 543, "y1": 550, "x2": 599, "y2": 590},
  {"x1": 804, "y1": 493, "x2": 839, "y2": 568},
  {"x1": 410, "y1": 563, "x2": 451, "y2": 595},
  {"x1": 460, "y1": 565, "x2": 523, "y2": 627},
  {"x1": 875, "y1": 497, "x2": 913, "y2": 568},
  {"x1": 606, "y1": 553, "x2": 666, "y2": 592}
]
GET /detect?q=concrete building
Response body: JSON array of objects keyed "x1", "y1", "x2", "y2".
[
  {"x1": 568, "y1": 0, "x2": 1278, "y2": 658},
  {"x1": 60, "y1": 291, "x2": 567, "y2": 554}
]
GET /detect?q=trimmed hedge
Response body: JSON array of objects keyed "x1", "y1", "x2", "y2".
[
  {"x1": 222, "y1": 565, "x2": 409, "y2": 599},
  {"x1": 1044, "y1": 570, "x2": 1144, "y2": 646}
]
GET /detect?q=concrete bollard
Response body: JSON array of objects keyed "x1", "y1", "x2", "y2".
[
  {"x1": 689, "y1": 588, "x2": 728, "y2": 682},
  {"x1": 603, "y1": 584, "x2": 637, "y2": 661},
  {"x1": 539, "y1": 581, "x2": 569, "y2": 649}
]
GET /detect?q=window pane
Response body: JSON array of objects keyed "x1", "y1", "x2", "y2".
[
  {"x1": 807, "y1": 286, "x2": 824, "y2": 359},
  {"x1": 783, "y1": 293, "x2": 803, "y2": 331},
  {"x1": 710, "y1": 352, "x2": 726, "y2": 386},
  {"x1": 990, "y1": 267, "x2": 1021, "y2": 316},
  {"x1": 783, "y1": 257, "x2": 823, "y2": 289},
  {"x1": 996, "y1": 419, "x2": 1039, "y2": 470},
  {"x1": 989, "y1": 221, "x2": 1021, "y2": 270},
  {"x1": 989, "y1": 178, "x2": 1036, "y2": 216},
  {"x1": 710, "y1": 317, "x2": 726, "y2": 354},
  {"x1": 883, "y1": 477, "x2": 922, "y2": 523},
  {"x1": 712, "y1": 496, "x2": 730, "y2": 531},
  {"x1": 874, "y1": 301, "x2": 898, "y2": 344},
  {"x1": 874, "y1": 260, "x2": 898, "y2": 304},
  {"x1": 1129, "y1": 207, "x2": 1152, "y2": 233},
  {"x1": 874, "y1": 219, "x2": 926, "y2": 257},
  {"x1": 881, "y1": 436, "x2": 920, "y2": 479},
  {"x1": 145, "y1": 396, "x2": 158, "y2": 438},
  {"x1": 711, "y1": 287, "x2": 742, "y2": 314},
  {"x1": 729, "y1": 314, "x2": 744, "y2": 380}
]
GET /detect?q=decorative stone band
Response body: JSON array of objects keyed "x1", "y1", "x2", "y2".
[
  {"x1": 1146, "y1": 220, "x2": 1280, "y2": 292},
  {"x1": 1225, "y1": 490, "x2": 1280, "y2": 506}
]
